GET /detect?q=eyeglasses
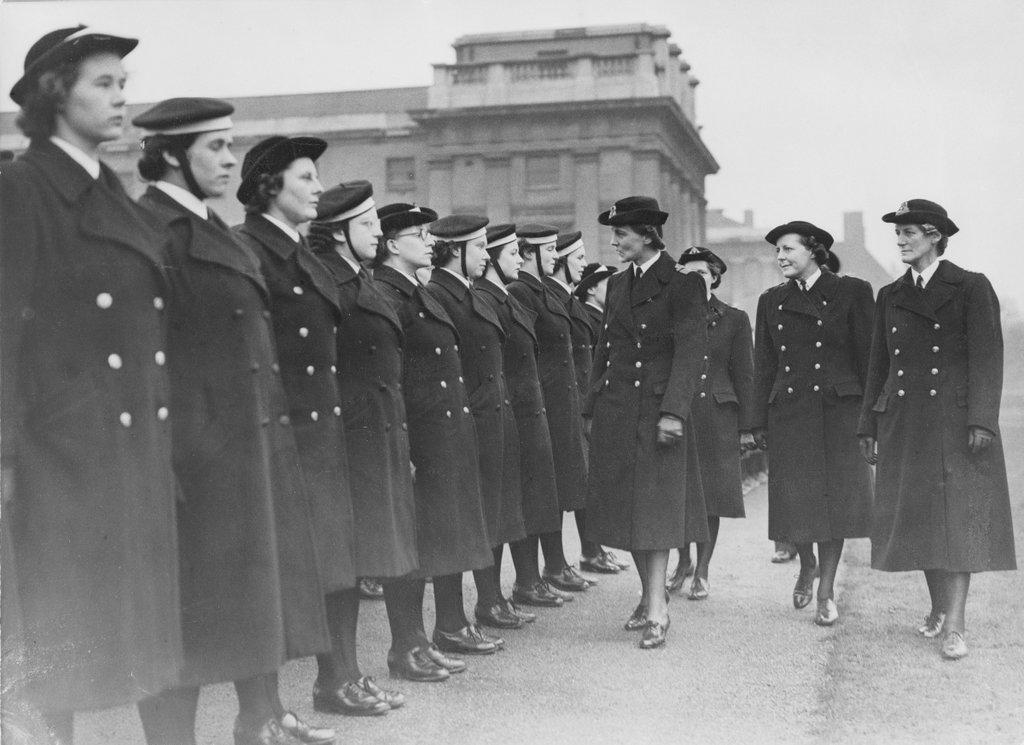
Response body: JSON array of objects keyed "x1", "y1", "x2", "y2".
[{"x1": 394, "y1": 228, "x2": 429, "y2": 241}]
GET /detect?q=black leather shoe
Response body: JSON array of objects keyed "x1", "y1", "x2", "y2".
[
  {"x1": 792, "y1": 561, "x2": 817, "y2": 610},
  {"x1": 580, "y1": 552, "x2": 620, "y2": 574},
  {"x1": 312, "y1": 681, "x2": 389, "y2": 716},
  {"x1": 513, "y1": 581, "x2": 564, "y2": 607},
  {"x1": 432, "y1": 625, "x2": 498, "y2": 655},
  {"x1": 277, "y1": 712, "x2": 335, "y2": 745},
  {"x1": 607, "y1": 550, "x2": 631, "y2": 570},
  {"x1": 504, "y1": 597, "x2": 536, "y2": 622},
  {"x1": 477, "y1": 625, "x2": 505, "y2": 649},
  {"x1": 771, "y1": 549, "x2": 796, "y2": 563},
  {"x1": 543, "y1": 566, "x2": 592, "y2": 592},
  {"x1": 422, "y1": 643, "x2": 467, "y2": 673},
  {"x1": 624, "y1": 602, "x2": 648, "y2": 631},
  {"x1": 475, "y1": 601, "x2": 525, "y2": 629},
  {"x1": 358, "y1": 577, "x2": 384, "y2": 599},
  {"x1": 234, "y1": 717, "x2": 305, "y2": 745},
  {"x1": 387, "y1": 646, "x2": 450, "y2": 682},
  {"x1": 356, "y1": 675, "x2": 406, "y2": 708},
  {"x1": 639, "y1": 616, "x2": 670, "y2": 649}
]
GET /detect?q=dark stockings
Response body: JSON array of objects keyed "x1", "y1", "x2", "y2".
[
  {"x1": 540, "y1": 525, "x2": 568, "y2": 573},
  {"x1": 316, "y1": 587, "x2": 361, "y2": 685},
  {"x1": 384, "y1": 577, "x2": 429, "y2": 653},
  {"x1": 510, "y1": 536, "x2": 541, "y2": 585},
  {"x1": 433, "y1": 572, "x2": 470, "y2": 633},
  {"x1": 576, "y1": 509, "x2": 601, "y2": 558},
  {"x1": 925, "y1": 569, "x2": 970, "y2": 633},
  {"x1": 473, "y1": 546, "x2": 505, "y2": 607},
  {"x1": 815, "y1": 539, "x2": 845, "y2": 601},
  {"x1": 694, "y1": 516, "x2": 721, "y2": 581},
  {"x1": 138, "y1": 686, "x2": 200, "y2": 745}
]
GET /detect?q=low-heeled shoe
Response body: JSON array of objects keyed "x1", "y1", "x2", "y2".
[
  {"x1": 387, "y1": 647, "x2": 450, "y2": 682},
  {"x1": 475, "y1": 601, "x2": 525, "y2": 629},
  {"x1": 771, "y1": 549, "x2": 796, "y2": 563},
  {"x1": 941, "y1": 631, "x2": 968, "y2": 660},
  {"x1": 503, "y1": 597, "x2": 536, "y2": 622},
  {"x1": 580, "y1": 552, "x2": 620, "y2": 574},
  {"x1": 512, "y1": 581, "x2": 564, "y2": 607},
  {"x1": 357, "y1": 675, "x2": 406, "y2": 708},
  {"x1": 312, "y1": 681, "x2": 389, "y2": 717},
  {"x1": 432, "y1": 625, "x2": 498, "y2": 655},
  {"x1": 792, "y1": 563, "x2": 816, "y2": 610},
  {"x1": 543, "y1": 566, "x2": 592, "y2": 591},
  {"x1": 624, "y1": 603, "x2": 648, "y2": 631},
  {"x1": 639, "y1": 616, "x2": 670, "y2": 649},
  {"x1": 234, "y1": 717, "x2": 305, "y2": 745},
  {"x1": 688, "y1": 577, "x2": 709, "y2": 601},
  {"x1": 607, "y1": 550, "x2": 631, "y2": 570},
  {"x1": 422, "y1": 643, "x2": 467, "y2": 674},
  {"x1": 358, "y1": 577, "x2": 384, "y2": 600},
  {"x1": 814, "y1": 598, "x2": 839, "y2": 626},
  {"x1": 540, "y1": 579, "x2": 574, "y2": 602},
  {"x1": 277, "y1": 712, "x2": 335, "y2": 745},
  {"x1": 918, "y1": 611, "x2": 946, "y2": 638}
]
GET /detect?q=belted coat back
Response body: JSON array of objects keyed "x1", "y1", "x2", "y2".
[{"x1": 858, "y1": 261, "x2": 1015, "y2": 572}]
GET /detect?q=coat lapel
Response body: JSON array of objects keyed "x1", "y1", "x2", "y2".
[
  {"x1": 924, "y1": 260, "x2": 962, "y2": 314},
  {"x1": 608, "y1": 267, "x2": 637, "y2": 336},
  {"x1": 891, "y1": 269, "x2": 939, "y2": 321},
  {"x1": 630, "y1": 251, "x2": 675, "y2": 308},
  {"x1": 780, "y1": 279, "x2": 821, "y2": 318}
]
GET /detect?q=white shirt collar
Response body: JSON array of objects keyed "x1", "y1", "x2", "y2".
[
  {"x1": 485, "y1": 276, "x2": 509, "y2": 295},
  {"x1": 393, "y1": 266, "x2": 421, "y2": 287},
  {"x1": 801, "y1": 266, "x2": 823, "y2": 290},
  {"x1": 261, "y1": 213, "x2": 301, "y2": 243},
  {"x1": 50, "y1": 136, "x2": 100, "y2": 179},
  {"x1": 441, "y1": 267, "x2": 472, "y2": 289},
  {"x1": 634, "y1": 250, "x2": 662, "y2": 277},
  {"x1": 585, "y1": 300, "x2": 603, "y2": 313},
  {"x1": 549, "y1": 275, "x2": 574, "y2": 294},
  {"x1": 912, "y1": 258, "x2": 943, "y2": 288},
  {"x1": 154, "y1": 181, "x2": 208, "y2": 219},
  {"x1": 339, "y1": 252, "x2": 362, "y2": 275}
]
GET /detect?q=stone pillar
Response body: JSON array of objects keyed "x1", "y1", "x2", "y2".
[
  {"x1": 427, "y1": 158, "x2": 453, "y2": 216},
  {"x1": 573, "y1": 152, "x2": 600, "y2": 263},
  {"x1": 485, "y1": 157, "x2": 511, "y2": 222}
]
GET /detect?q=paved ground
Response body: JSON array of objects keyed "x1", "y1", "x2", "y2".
[{"x1": 41, "y1": 402, "x2": 1024, "y2": 744}]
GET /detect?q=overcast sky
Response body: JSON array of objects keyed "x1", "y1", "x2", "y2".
[{"x1": 3, "y1": 0, "x2": 1023, "y2": 307}]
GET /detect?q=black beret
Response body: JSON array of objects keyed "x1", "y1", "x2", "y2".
[
  {"x1": 598, "y1": 196, "x2": 669, "y2": 227},
  {"x1": 574, "y1": 263, "x2": 617, "y2": 299},
  {"x1": 236, "y1": 136, "x2": 327, "y2": 205},
  {"x1": 881, "y1": 198, "x2": 958, "y2": 236},
  {"x1": 11, "y1": 25, "x2": 138, "y2": 106},
  {"x1": 315, "y1": 180, "x2": 374, "y2": 223},
  {"x1": 677, "y1": 245, "x2": 727, "y2": 276},
  {"x1": 429, "y1": 214, "x2": 489, "y2": 242},
  {"x1": 378, "y1": 203, "x2": 438, "y2": 234},
  {"x1": 764, "y1": 220, "x2": 834, "y2": 249},
  {"x1": 556, "y1": 231, "x2": 585, "y2": 257},
  {"x1": 132, "y1": 97, "x2": 234, "y2": 136},
  {"x1": 517, "y1": 223, "x2": 560, "y2": 245},
  {"x1": 486, "y1": 223, "x2": 518, "y2": 253}
]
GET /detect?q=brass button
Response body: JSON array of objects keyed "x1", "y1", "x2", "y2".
[
  {"x1": 635, "y1": 361, "x2": 642, "y2": 368},
  {"x1": 780, "y1": 345, "x2": 787, "y2": 352},
  {"x1": 440, "y1": 381, "x2": 447, "y2": 388},
  {"x1": 934, "y1": 323, "x2": 941, "y2": 330},
  {"x1": 463, "y1": 406, "x2": 470, "y2": 414},
  {"x1": 310, "y1": 411, "x2": 319, "y2": 421},
  {"x1": 333, "y1": 406, "x2": 342, "y2": 416},
  {"x1": 107, "y1": 353, "x2": 122, "y2": 370},
  {"x1": 299, "y1": 327, "x2": 309, "y2": 337},
  {"x1": 153, "y1": 297, "x2": 164, "y2": 311},
  {"x1": 701, "y1": 374, "x2": 707, "y2": 380},
  {"x1": 271, "y1": 363, "x2": 280, "y2": 373},
  {"x1": 279, "y1": 414, "x2": 291, "y2": 425},
  {"x1": 931, "y1": 368, "x2": 938, "y2": 375},
  {"x1": 897, "y1": 370, "x2": 904, "y2": 377},
  {"x1": 815, "y1": 341, "x2": 822, "y2": 348},
  {"x1": 634, "y1": 380, "x2": 640, "y2": 388},
  {"x1": 700, "y1": 391, "x2": 707, "y2": 398},
  {"x1": 306, "y1": 366, "x2": 315, "y2": 375},
  {"x1": 787, "y1": 387, "x2": 793, "y2": 394},
  {"x1": 814, "y1": 363, "x2": 821, "y2": 370},
  {"x1": 784, "y1": 366, "x2": 791, "y2": 373},
  {"x1": 293, "y1": 286, "x2": 304, "y2": 295},
  {"x1": 155, "y1": 351, "x2": 166, "y2": 366},
  {"x1": 435, "y1": 347, "x2": 442, "y2": 356},
  {"x1": 932, "y1": 346, "x2": 940, "y2": 353},
  {"x1": 894, "y1": 348, "x2": 900, "y2": 356},
  {"x1": 446, "y1": 410, "x2": 452, "y2": 418},
  {"x1": 930, "y1": 389, "x2": 937, "y2": 397},
  {"x1": 897, "y1": 389, "x2": 905, "y2": 397},
  {"x1": 816, "y1": 320, "x2": 823, "y2": 327},
  {"x1": 813, "y1": 385, "x2": 820, "y2": 392},
  {"x1": 157, "y1": 406, "x2": 169, "y2": 421},
  {"x1": 777, "y1": 324, "x2": 784, "y2": 331},
  {"x1": 891, "y1": 326, "x2": 897, "y2": 333},
  {"x1": 119, "y1": 411, "x2": 132, "y2": 427},
  {"x1": 331, "y1": 365, "x2": 337, "y2": 373},
  {"x1": 96, "y1": 293, "x2": 114, "y2": 309}
]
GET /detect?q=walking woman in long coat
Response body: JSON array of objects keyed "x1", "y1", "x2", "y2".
[
  {"x1": 0, "y1": 28, "x2": 181, "y2": 741},
  {"x1": 584, "y1": 196, "x2": 708, "y2": 649},
  {"x1": 131, "y1": 98, "x2": 335, "y2": 745},
  {"x1": 753, "y1": 220, "x2": 874, "y2": 627},
  {"x1": 375, "y1": 203, "x2": 499, "y2": 659},
  {"x1": 673, "y1": 247, "x2": 756, "y2": 601},
  {"x1": 858, "y1": 199, "x2": 1016, "y2": 660}
]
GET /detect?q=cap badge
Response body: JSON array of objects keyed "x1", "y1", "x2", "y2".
[
  {"x1": 608, "y1": 205, "x2": 617, "y2": 219},
  {"x1": 410, "y1": 205, "x2": 420, "y2": 213},
  {"x1": 895, "y1": 201, "x2": 909, "y2": 216}
]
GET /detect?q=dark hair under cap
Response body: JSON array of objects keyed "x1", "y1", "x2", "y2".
[
  {"x1": 881, "y1": 198, "x2": 958, "y2": 236},
  {"x1": 379, "y1": 203, "x2": 438, "y2": 234},
  {"x1": 764, "y1": 220, "x2": 834, "y2": 249},
  {"x1": 236, "y1": 136, "x2": 326, "y2": 205},
  {"x1": 574, "y1": 262, "x2": 617, "y2": 300}
]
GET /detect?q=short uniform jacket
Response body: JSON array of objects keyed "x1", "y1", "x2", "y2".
[
  {"x1": 753, "y1": 269, "x2": 874, "y2": 542},
  {"x1": 375, "y1": 265, "x2": 492, "y2": 576},
  {"x1": 0, "y1": 141, "x2": 180, "y2": 710},
  {"x1": 315, "y1": 250, "x2": 417, "y2": 578},
  {"x1": 583, "y1": 253, "x2": 709, "y2": 550},
  {"x1": 858, "y1": 261, "x2": 1015, "y2": 572},
  {"x1": 139, "y1": 187, "x2": 327, "y2": 680},
  {"x1": 233, "y1": 214, "x2": 356, "y2": 591}
]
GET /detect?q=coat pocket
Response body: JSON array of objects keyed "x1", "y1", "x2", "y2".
[
  {"x1": 713, "y1": 390, "x2": 739, "y2": 405},
  {"x1": 832, "y1": 379, "x2": 863, "y2": 398},
  {"x1": 652, "y1": 380, "x2": 667, "y2": 396},
  {"x1": 871, "y1": 392, "x2": 889, "y2": 413}
]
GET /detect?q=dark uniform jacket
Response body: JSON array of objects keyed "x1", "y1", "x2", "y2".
[
  {"x1": 476, "y1": 278, "x2": 561, "y2": 535},
  {"x1": 508, "y1": 273, "x2": 587, "y2": 512},
  {"x1": 233, "y1": 214, "x2": 356, "y2": 591},
  {"x1": 315, "y1": 251, "x2": 417, "y2": 578},
  {"x1": 858, "y1": 261, "x2": 1015, "y2": 572},
  {"x1": 139, "y1": 187, "x2": 328, "y2": 683},
  {"x1": 583, "y1": 253, "x2": 709, "y2": 550},
  {"x1": 753, "y1": 269, "x2": 874, "y2": 542},
  {"x1": 375, "y1": 265, "x2": 493, "y2": 576},
  {"x1": 544, "y1": 276, "x2": 594, "y2": 401},
  {"x1": 427, "y1": 269, "x2": 526, "y2": 546},
  {"x1": 0, "y1": 141, "x2": 181, "y2": 710}
]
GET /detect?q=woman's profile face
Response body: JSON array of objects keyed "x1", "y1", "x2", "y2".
[
  {"x1": 610, "y1": 225, "x2": 647, "y2": 263},
  {"x1": 895, "y1": 224, "x2": 939, "y2": 266},
  {"x1": 56, "y1": 52, "x2": 127, "y2": 147},
  {"x1": 566, "y1": 245, "x2": 588, "y2": 283},
  {"x1": 184, "y1": 130, "x2": 236, "y2": 199},
  {"x1": 495, "y1": 243, "x2": 523, "y2": 281},
  {"x1": 775, "y1": 233, "x2": 815, "y2": 279},
  {"x1": 463, "y1": 235, "x2": 490, "y2": 280},
  {"x1": 537, "y1": 240, "x2": 558, "y2": 274},
  {"x1": 346, "y1": 209, "x2": 383, "y2": 261},
  {"x1": 271, "y1": 157, "x2": 322, "y2": 224}
]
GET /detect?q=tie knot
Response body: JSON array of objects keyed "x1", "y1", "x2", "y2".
[
  {"x1": 916, "y1": 275, "x2": 924, "y2": 290},
  {"x1": 798, "y1": 279, "x2": 807, "y2": 292}
]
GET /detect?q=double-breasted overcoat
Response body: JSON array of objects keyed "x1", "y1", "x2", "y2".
[
  {"x1": 857, "y1": 261, "x2": 1016, "y2": 572},
  {"x1": 316, "y1": 251, "x2": 417, "y2": 578},
  {"x1": 583, "y1": 253, "x2": 709, "y2": 550},
  {"x1": 375, "y1": 266, "x2": 493, "y2": 576},
  {"x1": 476, "y1": 278, "x2": 562, "y2": 535},
  {"x1": 753, "y1": 269, "x2": 874, "y2": 543},
  {"x1": 544, "y1": 277, "x2": 595, "y2": 402},
  {"x1": 427, "y1": 269, "x2": 526, "y2": 546},
  {"x1": 138, "y1": 187, "x2": 328, "y2": 683},
  {"x1": 508, "y1": 273, "x2": 587, "y2": 512},
  {"x1": 690, "y1": 295, "x2": 755, "y2": 518},
  {"x1": 233, "y1": 214, "x2": 357, "y2": 591},
  {"x1": 0, "y1": 142, "x2": 181, "y2": 710}
]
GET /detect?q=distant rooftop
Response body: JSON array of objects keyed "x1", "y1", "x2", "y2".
[{"x1": 452, "y1": 23, "x2": 671, "y2": 47}]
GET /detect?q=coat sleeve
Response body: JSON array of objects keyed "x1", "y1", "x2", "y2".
[
  {"x1": 658, "y1": 272, "x2": 708, "y2": 420},
  {"x1": 583, "y1": 278, "x2": 614, "y2": 418},
  {"x1": 731, "y1": 309, "x2": 756, "y2": 432},
  {"x1": 856, "y1": 286, "x2": 891, "y2": 438},
  {"x1": 751, "y1": 292, "x2": 774, "y2": 431},
  {"x1": 965, "y1": 272, "x2": 1003, "y2": 435},
  {"x1": 848, "y1": 277, "x2": 875, "y2": 384}
]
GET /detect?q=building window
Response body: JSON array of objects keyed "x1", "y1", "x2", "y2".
[
  {"x1": 386, "y1": 158, "x2": 416, "y2": 192},
  {"x1": 525, "y1": 155, "x2": 560, "y2": 190}
]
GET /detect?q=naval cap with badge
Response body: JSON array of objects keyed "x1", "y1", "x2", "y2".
[
  {"x1": 598, "y1": 196, "x2": 669, "y2": 227},
  {"x1": 881, "y1": 198, "x2": 958, "y2": 236},
  {"x1": 574, "y1": 262, "x2": 617, "y2": 301},
  {"x1": 236, "y1": 135, "x2": 327, "y2": 205},
  {"x1": 11, "y1": 25, "x2": 138, "y2": 106},
  {"x1": 378, "y1": 203, "x2": 438, "y2": 234},
  {"x1": 764, "y1": 220, "x2": 834, "y2": 249},
  {"x1": 429, "y1": 214, "x2": 489, "y2": 274},
  {"x1": 678, "y1": 245, "x2": 727, "y2": 289}
]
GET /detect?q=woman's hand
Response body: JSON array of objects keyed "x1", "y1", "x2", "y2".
[
  {"x1": 752, "y1": 427, "x2": 768, "y2": 451},
  {"x1": 739, "y1": 431, "x2": 756, "y2": 453},
  {"x1": 409, "y1": 461, "x2": 417, "y2": 481},
  {"x1": 656, "y1": 414, "x2": 684, "y2": 446},
  {"x1": 858, "y1": 436, "x2": 878, "y2": 465},
  {"x1": 968, "y1": 426, "x2": 994, "y2": 453}
]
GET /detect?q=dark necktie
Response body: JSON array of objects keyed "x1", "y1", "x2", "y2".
[
  {"x1": 916, "y1": 275, "x2": 924, "y2": 291},
  {"x1": 798, "y1": 279, "x2": 808, "y2": 293}
]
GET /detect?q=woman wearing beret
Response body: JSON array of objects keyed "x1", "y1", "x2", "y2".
[
  {"x1": 375, "y1": 203, "x2": 499, "y2": 659},
  {"x1": 0, "y1": 27, "x2": 181, "y2": 740},
  {"x1": 858, "y1": 199, "x2": 1016, "y2": 659},
  {"x1": 426, "y1": 214, "x2": 527, "y2": 642},
  {"x1": 477, "y1": 224, "x2": 566, "y2": 609},
  {"x1": 753, "y1": 220, "x2": 874, "y2": 626},
  {"x1": 232, "y1": 140, "x2": 394, "y2": 718},
  {"x1": 132, "y1": 99, "x2": 333, "y2": 745},
  {"x1": 673, "y1": 247, "x2": 756, "y2": 601},
  {"x1": 584, "y1": 196, "x2": 708, "y2": 649},
  {"x1": 509, "y1": 225, "x2": 592, "y2": 597}
]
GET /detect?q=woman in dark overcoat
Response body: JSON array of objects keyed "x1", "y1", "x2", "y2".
[
  {"x1": 673, "y1": 247, "x2": 756, "y2": 601},
  {"x1": 232, "y1": 139, "x2": 396, "y2": 718},
  {"x1": 131, "y1": 98, "x2": 333, "y2": 745},
  {"x1": 509, "y1": 225, "x2": 591, "y2": 595},
  {"x1": 858, "y1": 199, "x2": 1016, "y2": 660},
  {"x1": 375, "y1": 203, "x2": 498, "y2": 659},
  {"x1": 426, "y1": 215, "x2": 527, "y2": 640},
  {"x1": 583, "y1": 196, "x2": 708, "y2": 649},
  {"x1": 753, "y1": 220, "x2": 874, "y2": 627},
  {"x1": 478, "y1": 224, "x2": 566, "y2": 609},
  {"x1": 0, "y1": 27, "x2": 181, "y2": 736}
]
